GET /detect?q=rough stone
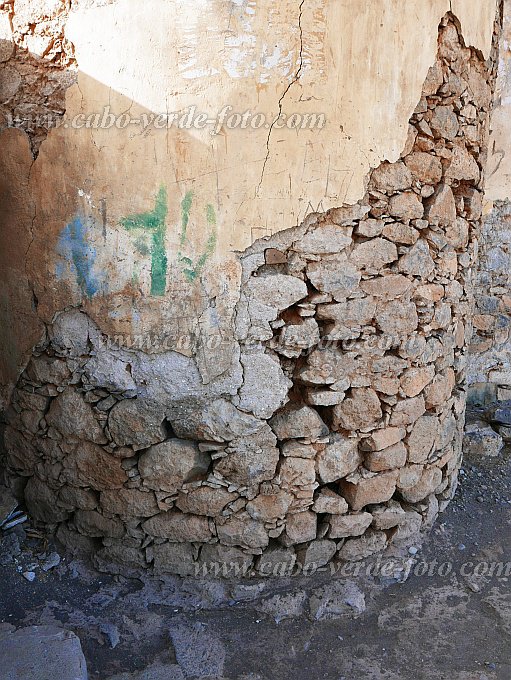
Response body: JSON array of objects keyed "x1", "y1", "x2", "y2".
[
  {"x1": 361, "y1": 427, "x2": 406, "y2": 452},
  {"x1": 292, "y1": 224, "x2": 353, "y2": 254},
  {"x1": 143, "y1": 511, "x2": 213, "y2": 542},
  {"x1": 216, "y1": 516, "x2": 268, "y2": 550},
  {"x1": 74, "y1": 509, "x2": 124, "y2": 538},
  {"x1": 349, "y1": 238, "x2": 398, "y2": 271},
  {"x1": 296, "y1": 539, "x2": 336, "y2": 568},
  {"x1": 24, "y1": 476, "x2": 69, "y2": 524},
  {"x1": 269, "y1": 405, "x2": 328, "y2": 441},
  {"x1": 246, "y1": 491, "x2": 293, "y2": 521},
  {"x1": 176, "y1": 486, "x2": 237, "y2": 516},
  {"x1": 50, "y1": 310, "x2": 90, "y2": 356},
  {"x1": 237, "y1": 352, "x2": 292, "y2": 419},
  {"x1": 316, "y1": 435, "x2": 362, "y2": 483},
  {"x1": 100, "y1": 488, "x2": 159, "y2": 518},
  {"x1": 364, "y1": 442, "x2": 407, "y2": 472},
  {"x1": 281, "y1": 511, "x2": 317, "y2": 546},
  {"x1": 312, "y1": 488, "x2": 349, "y2": 514},
  {"x1": 0, "y1": 626, "x2": 87, "y2": 680},
  {"x1": 306, "y1": 257, "x2": 361, "y2": 300},
  {"x1": 404, "y1": 151, "x2": 443, "y2": 184},
  {"x1": 338, "y1": 529, "x2": 388, "y2": 561},
  {"x1": 152, "y1": 543, "x2": 196, "y2": 576},
  {"x1": 371, "y1": 161, "x2": 412, "y2": 192},
  {"x1": 309, "y1": 581, "x2": 366, "y2": 620},
  {"x1": 332, "y1": 388, "x2": 382, "y2": 431},
  {"x1": 398, "y1": 239, "x2": 435, "y2": 277},
  {"x1": 389, "y1": 192, "x2": 424, "y2": 221},
  {"x1": 108, "y1": 399, "x2": 167, "y2": 450},
  {"x1": 463, "y1": 424, "x2": 504, "y2": 458},
  {"x1": 46, "y1": 388, "x2": 107, "y2": 444},
  {"x1": 169, "y1": 620, "x2": 225, "y2": 679},
  {"x1": 215, "y1": 424, "x2": 279, "y2": 487},
  {"x1": 445, "y1": 144, "x2": 480, "y2": 182},
  {"x1": 340, "y1": 470, "x2": 399, "y2": 511},
  {"x1": 138, "y1": 439, "x2": 209, "y2": 494},
  {"x1": 375, "y1": 300, "x2": 418, "y2": 335},
  {"x1": 430, "y1": 105, "x2": 459, "y2": 140},
  {"x1": 245, "y1": 274, "x2": 307, "y2": 311},
  {"x1": 407, "y1": 415, "x2": 440, "y2": 463},
  {"x1": 328, "y1": 512, "x2": 372, "y2": 538},
  {"x1": 399, "y1": 467, "x2": 443, "y2": 503},
  {"x1": 424, "y1": 184, "x2": 457, "y2": 225},
  {"x1": 400, "y1": 365, "x2": 436, "y2": 398},
  {"x1": 61, "y1": 442, "x2": 127, "y2": 490}
]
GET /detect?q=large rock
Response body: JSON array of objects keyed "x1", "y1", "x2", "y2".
[
  {"x1": 237, "y1": 352, "x2": 291, "y2": 419},
  {"x1": 404, "y1": 151, "x2": 443, "y2": 184},
  {"x1": 281, "y1": 511, "x2": 317, "y2": 545},
  {"x1": 142, "y1": 511, "x2": 213, "y2": 542},
  {"x1": 364, "y1": 442, "x2": 407, "y2": 471},
  {"x1": 25, "y1": 476, "x2": 69, "y2": 524},
  {"x1": 50, "y1": 310, "x2": 91, "y2": 356},
  {"x1": 83, "y1": 351, "x2": 137, "y2": 394},
  {"x1": 349, "y1": 238, "x2": 398, "y2": 271},
  {"x1": 246, "y1": 491, "x2": 293, "y2": 521},
  {"x1": 292, "y1": 223, "x2": 353, "y2": 255},
  {"x1": 176, "y1": 486, "x2": 237, "y2": 516},
  {"x1": 138, "y1": 439, "x2": 209, "y2": 493},
  {"x1": 338, "y1": 529, "x2": 388, "y2": 561},
  {"x1": 0, "y1": 625, "x2": 87, "y2": 680},
  {"x1": 332, "y1": 388, "x2": 382, "y2": 431},
  {"x1": 328, "y1": 512, "x2": 372, "y2": 538},
  {"x1": 61, "y1": 442, "x2": 127, "y2": 490},
  {"x1": 424, "y1": 184, "x2": 456, "y2": 226},
  {"x1": 398, "y1": 240, "x2": 435, "y2": 277},
  {"x1": 108, "y1": 398, "x2": 167, "y2": 450},
  {"x1": 296, "y1": 539, "x2": 336, "y2": 568},
  {"x1": 269, "y1": 404, "x2": 328, "y2": 441},
  {"x1": 74, "y1": 509, "x2": 124, "y2": 538},
  {"x1": 388, "y1": 193, "x2": 424, "y2": 221},
  {"x1": 312, "y1": 488, "x2": 349, "y2": 514},
  {"x1": 340, "y1": 470, "x2": 399, "y2": 511},
  {"x1": 46, "y1": 388, "x2": 107, "y2": 444},
  {"x1": 370, "y1": 161, "x2": 412, "y2": 192},
  {"x1": 407, "y1": 415, "x2": 439, "y2": 463},
  {"x1": 306, "y1": 256, "x2": 361, "y2": 300},
  {"x1": 445, "y1": 144, "x2": 480, "y2": 182},
  {"x1": 463, "y1": 423, "x2": 504, "y2": 458},
  {"x1": 100, "y1": 488, "x2": 159, "y2": 518},
  {"x1": 214, "y1": 424, "x2": 279, "y2": 487},
  {"x1": 216, "y1": 515, "x2": 269, "y2": 550},
  {"x1": 429, "y1": 105, "x2": 459, "y2": 140},
  {"x1": 399, "y1": 467, "x2": 442, "y2": 503},
  {"x1": 245, "y1": 273, "x2": 307, "y2": 311},
  {"x1": 316, "y1": 434, "x2": 362, "y2": 483}
]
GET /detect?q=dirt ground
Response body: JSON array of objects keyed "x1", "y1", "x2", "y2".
[{"x1": 0, "y1": 442, "x2": 510, "y2": 680}]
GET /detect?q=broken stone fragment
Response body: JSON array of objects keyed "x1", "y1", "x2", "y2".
[
  {"x1": 83, "y1": 352, "x2": 137, "y2": 394},
  {"x1": 46, "y1": 387, "x2": 107, "y2": 444},
  {"x1": 316, "y1": 434, "x2": 362, "y2": 484},
  {"x1": 26, "y1": 355, "x2": 71, "y2": 386},
  {"x1": 269, "y1": 404, "x2": 328, "y2": 441},
  {"x1": 138, "y1": 439, "x2": 209, "y2": 494},
  {"x1": 364, "y1": 442, "x2": 407, "y2": 472},
  {"x1": 215, "y1": 424, "x2": 279, "y2": 487},
  {"x1": 176, "y1": 486, "x2": 237, "y2": 516},
  {"x1": 371, "y1": 501, "x2": 406, "y2": 529},
  {"x1": 216, "y1": 515, "x2": 269, "y2": 550},
  {"x1": 332, "y1": 388, "x2": 382, "y2": 431},
  {"x1": 340, "y1": 470, "x2": 399, "y2": 511},
  {"x1": 389, "y1": 395, "x2": 426, "y2": 426},
  {"x1": 381, "y1": 222, "x2": 420, "y2": 245},
  {"x1": 57, "y1": 485, "x2": 98, "y2": 511},
  {"x1": 430, "y1": 105, "x2": 459, "y2": 140},
  {"x1": 338, "y1": 529, "x2": 388, "y2": 561},
  {"x1": 306, "y1": 389, "x2": 345, "y2": 407},
  {"x1": 142, "y1": 511, "x2": 213, "y2": 542},
  {"x1": 193, "y1": 398, "x2": 263, "y2": 442},
  {"x1": 463, "y1": 424, "x2": 504, "y2": 458},
  {"x1": 281, "y1": 440, "x2": 316, "y2": 458},
  {"x1": 108, "y1": 398, "x2": 167, "y2": 450},
  {"x1": 312, "y1": 488, "x2": 349, "y2": 514},
  {"x1": 328, "y1": 512, "x2": 372, "y2": 539},
  {"x1": 280, "y1": 456, "x2": 316, "y2": 487},
  {"x1": 356, "y1": 219, "x2": 385, "y2": 237}
]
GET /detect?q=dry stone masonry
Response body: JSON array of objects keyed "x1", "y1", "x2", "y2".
[{"x1": 1, "y1": 14, "x2": 503, "y2": 575}]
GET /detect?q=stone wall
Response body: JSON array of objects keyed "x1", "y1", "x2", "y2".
[{"x1": 1, "y1": 15, "x2": 502, "y2": 575}]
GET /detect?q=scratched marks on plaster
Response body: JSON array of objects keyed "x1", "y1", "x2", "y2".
[
  {"x1": 178, "y1": 192, "x2": 217, "y2": 282},
  {"x1": 56, "y1": 215, "x2": 103, "y2": 299}
]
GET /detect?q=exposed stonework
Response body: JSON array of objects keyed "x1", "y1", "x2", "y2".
[
  {"x1": 0, "y1": 12, "x2": 503, "y2": 576},
  {"x1": 0, "y1": 0, "x2": 79, "y2": 155}
]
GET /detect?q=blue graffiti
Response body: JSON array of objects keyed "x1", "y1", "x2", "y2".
[{"x1": 56, "y1": 216, "x2": 102, "y2": 298}]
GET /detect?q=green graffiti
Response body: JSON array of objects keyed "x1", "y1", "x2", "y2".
[
  {"x1": 121, "y1": 185, "x2": 168, "y2": 296},
  {"x1": 177, "y1": 192, "x2": 217, "y2": 282}
]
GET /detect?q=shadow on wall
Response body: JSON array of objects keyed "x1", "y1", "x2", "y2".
[{"x1": 0, "y1": 37, "x2": 242, "y2": 410}]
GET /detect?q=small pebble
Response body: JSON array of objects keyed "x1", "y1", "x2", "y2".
[
  {"x1": 22, "y1": 571, "x2": 36, "y2": 582},
  {"x1": 408, "y1": 546, "x2": 418, "y2": 555}
]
